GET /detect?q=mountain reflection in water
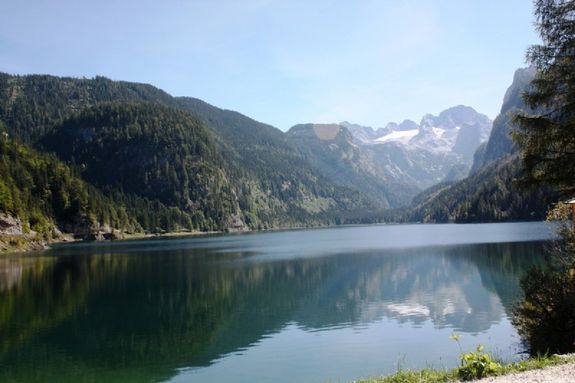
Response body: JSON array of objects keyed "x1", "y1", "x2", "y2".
[{"x1": 0, "y1": 222, "x2": 551, "y2": 383}]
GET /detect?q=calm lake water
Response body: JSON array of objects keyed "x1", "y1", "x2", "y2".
[{"x1": 0, "y1": 222, "x2": 554, "y2": 383}]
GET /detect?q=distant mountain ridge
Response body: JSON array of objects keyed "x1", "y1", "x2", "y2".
[
  {"x1": 343, "y1": 105, "x2": 492, "y2": 159},
  {"x1": 289, "y1": 106, "x2": 492, "y2": 195},
  {"x1": 287, "y1": 123, "x2": 419, "y2": 208}
]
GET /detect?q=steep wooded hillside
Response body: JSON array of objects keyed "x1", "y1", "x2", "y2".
[
  {"x1": 0, "y1": 135, "x2": 140, "y2": 246},
  {"x1": 0, "y1": 73, "x2": 379, "y2": 234}
]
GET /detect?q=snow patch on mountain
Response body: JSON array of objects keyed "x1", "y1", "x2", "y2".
[
  {"x1": 346, "y1": 105, "x2": 492, "y2": 159},
  {"x1": 288, "y1": 105, "x2": 493, "y2": 193},
  {"x1": 374, "y1": 129, "x2": 419, "y2": 144}
]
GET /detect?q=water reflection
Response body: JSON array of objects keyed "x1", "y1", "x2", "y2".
[
  {"x1": 286, "y1": 242, "x2": 543, "y2": 333},
  {"x1": 0, "y1": 231, "x2": 547, "y2": 382}
]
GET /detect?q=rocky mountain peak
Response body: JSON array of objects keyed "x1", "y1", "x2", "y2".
[
  {"x1": 437, "y1": 105, "x2": 485, "y2": 128},
  {"x1": 289, "y1": 105, "x2": 493, "y2": 195},
  {"x1": 340, "y1": 121, "x2": 376, "y2": 143},
  {"x1": 398, "y1": 119, "x2": 418, "y2": 131},
  {"x1": 346, "y1": 106, "x2": 493, "y2": 156}
]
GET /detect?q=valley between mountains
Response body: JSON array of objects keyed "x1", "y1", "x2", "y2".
[{"x1": 0, "y1": 67, "x2": 555, "y2": 250}]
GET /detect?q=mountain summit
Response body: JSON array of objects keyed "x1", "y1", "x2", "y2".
[
  {"x1": 291, "y1": 106, "x2": 492, "y2": 193},
  {"x1": 349, "y1": 105, "x2": 492, "y2": 159}
]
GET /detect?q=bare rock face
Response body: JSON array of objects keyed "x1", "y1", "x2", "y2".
[
  {"x1": 71, "y1": 222, "x2": 118, "y2": 240},
  {"x1": 227, "y1": 213, "x2": 248, "y2": 232},
  {"x1": 0, "y1": 213, "x2": 23, "y2": 235}
]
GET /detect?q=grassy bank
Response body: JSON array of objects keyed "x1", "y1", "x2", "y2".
[
  {"x1": 0, "y1": 234, "x2": 49, "y2": 253},
  {"x1": 355, "y1": 354, "x2": 575, "y2": 383}
]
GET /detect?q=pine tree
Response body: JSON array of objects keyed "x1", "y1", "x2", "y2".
[
  {"x1": 513, "y1": 0, "x2": 575, "y2": 196},
  {"x1": 512, "y1": 0, "x2": 575, "y2": 355}
]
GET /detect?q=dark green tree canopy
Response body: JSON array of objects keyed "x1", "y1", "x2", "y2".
[
  {"x1": 511, "y1": 0, "x2": 575, "y2": 357},
  {"x1": 514, "y1": 0, "x2": 575, "y2": 196}
]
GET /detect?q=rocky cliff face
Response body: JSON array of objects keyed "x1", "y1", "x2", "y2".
[
  {"x1": 0, "y1": 213, "x2": 23, "y2": 236},
  {"x1": 472, "y1": 67, "x2": 536, "y2": 172},
  {"x1": 0, "y1": 213, "x2": 48, "y2": 252}
]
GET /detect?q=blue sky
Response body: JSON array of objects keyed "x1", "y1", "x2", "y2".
[{"x1": 0, "y1": 0, "x2": 539, "y2": 130}]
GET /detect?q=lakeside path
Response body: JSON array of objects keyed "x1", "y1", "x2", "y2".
[{"x1": 477, "y1": 363, "x2": 575, "y2": 383}]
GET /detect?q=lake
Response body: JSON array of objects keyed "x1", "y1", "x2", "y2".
[{"x1": 0, "y1": 222, "x2": 554, "y2": 383}]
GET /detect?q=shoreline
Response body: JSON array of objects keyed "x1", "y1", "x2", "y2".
[
  {"x1": 356, "y1": 354, "x2": 575, "y2": 383},
  {"x1": 0, "y1": 229, "x2": 226, "y2": 255},
  {"x1": 0, "y1": 219, "x2": 551, "y2": 256}
]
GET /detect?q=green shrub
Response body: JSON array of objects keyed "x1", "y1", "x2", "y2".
[
  {"x1": 450, "y1": 334, "x2": 501, "y2": 381},
  {"x1": 512, "y1": 202, "x2": 575, "y2": 355},
  {"x1": 457, "y1": 345, "x2": 501, "y2": 381}
]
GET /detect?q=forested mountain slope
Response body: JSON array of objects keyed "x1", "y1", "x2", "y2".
[
  {"x1": 0, "y1": 73, "x2": 176, "y2": 143},
  {"x1": 405, "y1": 155, "x2": 555, "y2": 222},
  {"x1": 175, "y1": 97, "x2": 379, "y2": 218},
  {"x1": 0, "y1": 134, "x2": 140, "y2": 249},
  {"x1": 41, "y1": 102, "x2": 242, "y2": 231},
  {"x1": 0, "y1": 73, "x2": 379, "y2": 235}
]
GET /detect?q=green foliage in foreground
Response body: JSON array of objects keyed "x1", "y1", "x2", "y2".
[
  {"x1": 512, "y1": 0, "x2": 575, "y2": 197},
  {"x1": 512, "y1": 203, "x2": 575, "y2": 355},
  {"x1": 449, "y1": 335, "x2": 501, "y2": 381},
  {"x1": 355, "y1": 354, "x2": 575, "y2": 383},
  {"x1": 456, "y1": 344, "x2": 501, "y2": 381},
  {"x1": 510, "y1": 0, "x2": 575, "y2": 359},
  {"x1": 356, "y1": 369, "x2": 453, "y2": 383}
]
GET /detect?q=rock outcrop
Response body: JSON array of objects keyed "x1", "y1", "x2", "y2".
[{"x1": 0, "y1": 213, "x2": 23, "y2": 236}]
